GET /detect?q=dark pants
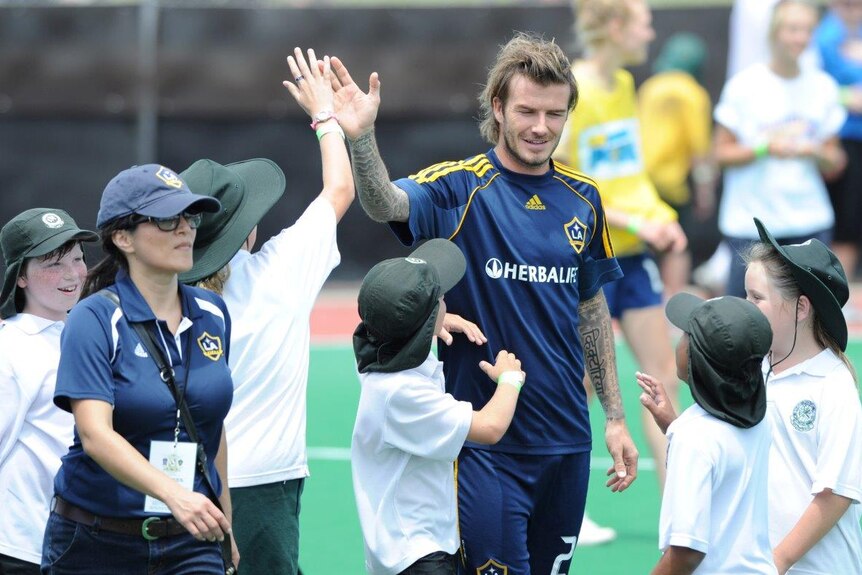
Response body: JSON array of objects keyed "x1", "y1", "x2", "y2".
[
  {"x1": 400, "y1": 551, "x2": 456, "y2": 575},
  {"x1": 230, "y1": 478, "x2": 304, "y2": 575},
  {"x1": 0, "y1": 554, "x2": 40, "y2": 575}
]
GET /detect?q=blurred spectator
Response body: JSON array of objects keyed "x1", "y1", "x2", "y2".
[
  {"x1": 714, "y1": 0, "x2": 846, "y2": 298},
  {"x1": 815, "y1": 0, "x2": 862, "y2": 285},
  {"x1": 639, "y1": 32, "x2": 718, "y2": 297},
  {"x1": 727, "y1": 0, "x2": 820, "y2": 79}
]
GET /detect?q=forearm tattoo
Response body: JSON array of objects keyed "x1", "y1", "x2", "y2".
[
  {"x1": 349, "y1": 131, "x2": 409, "y2": 222},
  {"x1": 578, "y1": 292, "x2": 625, "y2": 420}
]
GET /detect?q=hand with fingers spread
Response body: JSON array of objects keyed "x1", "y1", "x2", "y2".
[
  {"x1": 283, "y1": 47, "x2": 336, "y2": 125},
  {"x1": 329, "y1": 56, "x2": 381, "y2": 140},
  {"x1": 164, "y1": 488, "x2": 231, "y2": 543},
  {"x1": 637, "y1": 370, "x2": 677, "y2": 435},
  {"x1": 438, "y1": 313, "x2": 487, "y2": 346}
]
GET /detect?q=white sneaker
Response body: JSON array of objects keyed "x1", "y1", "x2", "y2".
[{"x1": 579, "y1": 512, "x2": 617, "y2": 546}]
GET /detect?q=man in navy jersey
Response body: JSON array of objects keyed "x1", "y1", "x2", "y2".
[{"x1": 332, "y1": 32, "x2": 638, "y2": 574}]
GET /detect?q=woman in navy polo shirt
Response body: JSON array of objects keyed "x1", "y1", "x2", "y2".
[{"x1": 41, "y1": 165, "x2": 238, "y2": 574}]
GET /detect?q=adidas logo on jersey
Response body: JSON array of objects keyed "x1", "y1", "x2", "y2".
[
  {"x1": 525, "y1": 195, "x2": 546, "y2": 210},
  {"x1": 134, "y1": 343, "x2": 148, "y2": 358}
]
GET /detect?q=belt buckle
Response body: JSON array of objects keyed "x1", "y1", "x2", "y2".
[{"x1": 142, "y1": 517, "x2": 161, "y2": 541}]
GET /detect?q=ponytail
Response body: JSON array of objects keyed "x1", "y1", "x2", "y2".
[{"x1": 81, "y1": 216, "x2": 135, "y2": 299}]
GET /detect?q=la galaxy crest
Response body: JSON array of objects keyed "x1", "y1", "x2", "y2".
[
  {"x1": 155, "y1": 165, "x2": 184, "y2": 189},
  {"x1": 197, "y1": 332, "x2": 224, "y2": 361},
  {"x1": 477, "y1": 558, "x2": 507, "y2": 575},
  {"x1": 564, "y1": 216, "x2": 588, "y2": 254}
]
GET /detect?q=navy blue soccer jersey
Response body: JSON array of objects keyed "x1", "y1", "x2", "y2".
[
  {"x1": 53, "y1": 270, "x2": 233, "y2": 517},
  {"x1": 391, "y1": 149, "x2": 622, "y2": 454}
]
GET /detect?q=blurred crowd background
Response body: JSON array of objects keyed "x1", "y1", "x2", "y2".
[{"x1": 0, "y1": 0, "x2": 732, "y2": 281}]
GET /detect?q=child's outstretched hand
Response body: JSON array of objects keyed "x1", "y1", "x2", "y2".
[
  {"x1": 636, "y1": 371, "x2": 677, "y2": 434},
  {"x1": 438, "y1": 313, "x2": 487, "y2": 346},
  {"x1": 479, "y1": 350, "x2": 525, "y2": 386}
]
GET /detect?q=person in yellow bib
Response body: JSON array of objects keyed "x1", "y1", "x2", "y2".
[{"x1": 554, "y1": 0, "x2": 686, "y2": 504}]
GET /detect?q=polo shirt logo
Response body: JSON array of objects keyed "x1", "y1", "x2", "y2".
[
  {"x1": 791, "y1": 400, "x2": 817, "y2": 432},
  {"x1": 564, "y1": 216, "x2": 587, "y2": 254},
  {"x1": 197, "y1": 332, "x2": 224, "y2": 361}
]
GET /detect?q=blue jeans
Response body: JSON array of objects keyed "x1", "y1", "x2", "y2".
[{"x1": 40, "y1": 512, "x2": 224, "y2": 575}]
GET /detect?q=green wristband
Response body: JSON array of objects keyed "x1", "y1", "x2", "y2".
[
  {"x1": 497, "y1": 371, "x2": 524, "y2": 392},
  {"x1": 753, "y1": 141, "x2": 769, "y2": 160},
  {"x1": 626, "y1": 216, "x2": 643, "y2": 235},
  {"x1": 316, "y1": 123, "x2": 345, "y2": 141}
]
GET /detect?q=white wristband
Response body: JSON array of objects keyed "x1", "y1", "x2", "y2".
[
  {"x1": 316, "y1": 122, "x2": 345, "y2": 141},
  {"x1": 497, "y1": 370, "x2": 524, "y2": 391}
]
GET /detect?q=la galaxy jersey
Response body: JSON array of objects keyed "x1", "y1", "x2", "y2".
[{"x1": 391, "y1": 149, "x2": 622, "y2": 454}]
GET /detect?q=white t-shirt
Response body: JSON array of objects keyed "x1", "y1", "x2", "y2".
[
  {"x1": 659, "y1": 403, "x2": 777, "y2": 575},
  {"x1": 351, "y1": 353, "x2": 473, "y2": 575},
  {"x1": 715, "y1": 63, "x2": 846, "y2": 239},
  {"x1": 0, "y1": 314, "x2": 74, "y2": 564},
  {"x1": 764, "y1": 350, "x2": 862, "y2": 575},
  {"x1": 223, "y1": 197, "x2": 340, "y2": 487}
]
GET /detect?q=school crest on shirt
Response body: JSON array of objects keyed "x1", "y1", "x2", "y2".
[
  {"x1": 791, "y1": 400, "x2": 817, "y2": 432},
  {"x1": 477, "y1": 559, "x2": 508, "y2": 575},
  {"x1": 564, "y1": 216, "x2": 588, "y2": 254},
  {"x1": 197, "y1": 332, "x2": 223, "y2": 361}
]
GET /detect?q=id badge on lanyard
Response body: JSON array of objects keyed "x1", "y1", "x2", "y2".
[{"x1": 145, "y1": 408, "x2": 197, "y2": 514}]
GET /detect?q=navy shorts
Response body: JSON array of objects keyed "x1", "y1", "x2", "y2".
[
  {"x1": 602, "y1": 253, "x2": 663, "y2": 319},
  {"x1": 456, "y1": 449, "x2": 590, "y2": 575}
]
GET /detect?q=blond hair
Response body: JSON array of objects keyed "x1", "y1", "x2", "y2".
[
  {"x1": 768, "y1": 0, "x2": 820, "y2": 44},
  {"x1": 478, "y1": 32, "x2": 578, "y2": 145},
  {"x1": 196, "y1": 265, "x2": 231, "y2": 296},
  {"x1": 573, "y1": 0, "x2": 643, "y2": 50}
]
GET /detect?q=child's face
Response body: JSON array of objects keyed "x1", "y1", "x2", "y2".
[
  {"x1": 17, "y1": 243, "x2": 87, "y2": 321},
  {"x1": 675, "y1": 333, "x2": 690, "y2": 383},
  {"x1": 745, "y1": 261, "x2": 796, "y2": 358}
]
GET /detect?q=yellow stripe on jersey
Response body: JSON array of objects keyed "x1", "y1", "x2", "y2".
[
  {"x1": 552, "y1": 175, "x2": 615, "y2": 258},
  {"x1": 448, "y1": 172, "x2": 501, "y2": 241},
  {"x1": 410, "y1": 154, "x2": 494, "y2": 184},
  {"x1": 554, "y1": 162, "x2": 601, "y2": 191},
  {"x1": 554, "y1": 164, "x2": 616, "y2": 257}
]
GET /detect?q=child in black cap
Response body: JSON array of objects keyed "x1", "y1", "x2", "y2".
[
  {"x1": 638, "y1": 293, "x2": 777, "y2": 574},
  {"x1": 351, "y1": 238, "x2": 525, "y2": 575}
]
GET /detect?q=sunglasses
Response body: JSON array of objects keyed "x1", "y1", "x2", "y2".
[{"x1": 130, "y1": 211, "x2": 203, "y2": 232}]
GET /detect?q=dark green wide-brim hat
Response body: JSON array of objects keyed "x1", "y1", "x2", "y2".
[
  {"x1": 1, "y1": 208, "x2": 98, "y2": 319},
  {"x1": 754, "y1": 218, "x2": 849, "y2": 351},
  {"x1": 179, "y1": 158, "x2": 285, "y2": 284}
]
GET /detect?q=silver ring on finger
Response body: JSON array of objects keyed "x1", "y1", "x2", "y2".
[{"x1": 295, "y1": 75, "x2": 304, "y2": 82}]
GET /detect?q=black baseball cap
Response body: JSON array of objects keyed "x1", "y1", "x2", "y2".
[
  {"x1": 666, "y1": 292, "x2": 773, "y2": 428},
  {"x1": 353, "y1": 239, "x2": 466, "y2": 373}
]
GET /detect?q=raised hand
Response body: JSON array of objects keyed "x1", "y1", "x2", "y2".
[
  {"x1": 282, "y1": 47, "x2": 335, "y2": 121},
  {"x1": 637, "y1": 370, "x2": 677, "y2": 435},
  {"x1": 329, "y1": 56, "x2": 381, "y2": 140}
]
